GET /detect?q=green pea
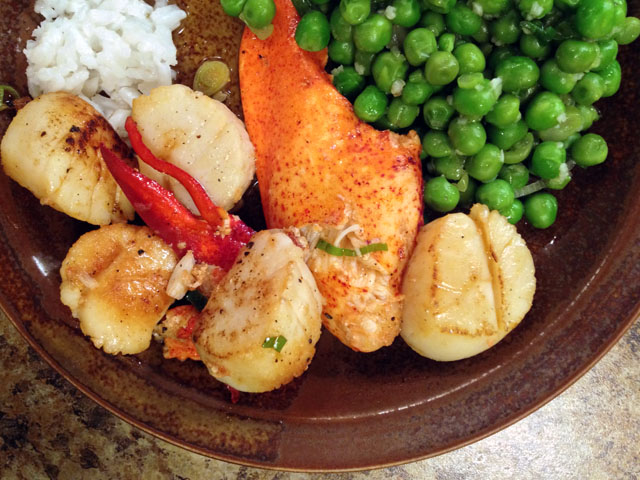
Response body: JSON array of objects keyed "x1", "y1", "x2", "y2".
[
  {"x1": 540, "y1": 59, "x2": 579, "y2": 95},
  {"x1": 554, "y1": 0, "x2": 580, "y2": 9},
  {"x1": 471, "y1": 0, "x2": 510, "y2": 16},
  {"x1": 485, "y1": 94, "x2": 521, "y2": 128},
  {"x1": 572, "y1": 72, "x2": 605, "y2": 105},
  {"x1": 487, "y1": 45, "x2": 517, "y2": 72},
  {"x1": 519, "y1": 34, "x2": 551, "y2": 60},
  {"x1": 593, "y1": 39, "x2": 618, "y2": 72},
  {"x1": 480, "y1": 42, "x2": 493, "y2": 59},
  {"x1": 242, "y1": 0, "x2": 276, "y2": 29},
  {"x1": 353, "y1": 14, "x2": 393, "y2": 53},
  {"x1": 340, "y1": 0, "x2": 371, "y2": 25},
  {"x1": 424, "y1": 176, "x2": 460, "y2": 212},
  {"x1": 438, "y1": 33, "x2": 456, "y2": 52},
  {"x1": 612, "y1": 0, "x2": 627, "y2": 29},
  {"x1": 372, "y1": 51, "x2": 408, "y2": 93},
  {"x1": 499, "y1": 164, "x2": 530, "y2": 190},
  {"x1": 387, "y1": 97, "x2": 420, "y2": 128},
  {"x1": 420, "y1": 11, "x2": 446, "y2": 36},
  {"x1": 453, "y1": 78, "x2": 500, "y2": 117},
  {"x1": 538, "y1": 105, "x2": 583, "y2": 141},
  {"x1": 402, "y1": 77, "x2": 434, "y2": 105},
  {"x1": 333, "y1": 66, "x2": 366, "y2": 97},
  {"x1": 453, "y1": 43, "x2": 486, "y2": 74},
  {"x1": 615, "y1": 17, "x2": 640, "y2": 45},
  {"x1": 571, "y1": 133, "x2": 608, "y2": 167},
  {"x1": 530, "y1": 141, "x2": 566, "y2": 179},
  {"x1": 515, "y1": 85, "x2": 539, "y2": 103},
  {"x1": 525, "y1": 91, "x2": 566, "y2": 131},
  {"x1": 374, "y1": 115, "x2": 400, "y2": 131},
  {"x1": 554, "y1": 17, "x2": 579, "y2": 39},
  {"x1": 575, "y1": 0, "x2": 615, "y2": 39},
  {"x1": 488, "y1": 119, "x2": 528, "y2": 150},
  {"x1": 425, "y1": 51, "x2": 459, "y2": 86},
  {"x1": 292, "y1": 0, "x2": 315, "y2": 16},
  {"x1": 329, "y1": 40, "x2": 355, "y2": 65},
  {"x1": 448, "y1": 117, "x2": 487, "y2": 156},
  {"x1": 490, "y1": 10, "x2": 521, "y2": 46},
  {"x1": 466, "y1": 143, "x2": 504, "y2": 182},
  {"x1": 545, "y1": 162, "x2": 572, "y2": 190},
  {"x1": 353, "y1": 85, "x2": 388, "y2": 122},
  {"x1": 518, "y1": 0, "x2": 552, "y2": 20},
  {"x1": 423, "y1": 131, "x2": 453, "y2": 157},
  {"x1": 390, "y1": 0, "x2": 421, "y2": 27},
  {"x1": 472, "y1": 20, "x2": 490, "y2": 43},
  {"x1": 524, "y1": 192, "x2": 557, "y2": 229},
  {"x1": 445, "y1": 3, "x2": 482, "y2": 36},
  {"x1": 499, "y1": 198, "x2": 524, "y2": 224},
  {"x1": 423, "y1": 0, "x2": 456, "y2": 14},
  {"x1": 503, "y1": 132, "x2": 534, "y2": 164},
  {"x1": 495, "y1": 56, "x2": 540, "y2": 93},
  {"x1": 221, "y1": 0, "x2": 247, "y2": 17},
  {"x1": 577, "y1": 104, "x2": 600, "y2": 130},
  {"x1": 458, "y1": 176, "x2": 478, "y2": 206},
  {"x1": 423, "y1": 96, "x2": 455, "y2": 129},
  {"x1": 457, "y1": 72, "x2": 484, "y2": 89},
  {"x1": 354, "y1": 50, "x2": 376, "y2": 75},
  {"x1": 330, "y1": 8, "x2": 354, "y2": 41},
  {"x1": 403, "y1": 28, "x2": 437, "y2": 66},
  {"x1": 598, "y1": 60, "x2": 621, "y2": 97},
  {"x1": 476, "y1": 179, "x2": 515, "y2": 211},
  {"x1": 555, "y1": 40, "x2": 599, "y2": 74},
  {"x1": 563, "y1": 132, "x2": 581, "y2": 149},
  {"x1": 433, "y1": 154, "x2": 466, "y2": 180},
  {"x1": 295, "y1": 11, "x2": 331, "y2": 51}
]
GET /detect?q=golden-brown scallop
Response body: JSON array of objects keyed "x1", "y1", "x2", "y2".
[
  {"x1": 60, "y1": 223, "x2": 178, "y2": 355},
  {"x1": 0, "y1": 92, "x2": 134, "y2": 225},
  {"x1": 193, "y1": 230, "x2": 323, "y2": 392},
  {"x1": 401, "y1": 204, "x2": 535, "y2": 361}
]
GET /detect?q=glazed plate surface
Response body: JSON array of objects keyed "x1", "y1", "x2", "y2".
[{"x1": 1, "y1": 0, "x2": 639, "y2": 472}]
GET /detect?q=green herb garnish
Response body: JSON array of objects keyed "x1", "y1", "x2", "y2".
[
  {"x1": 0, "y1": 85, "x2": 20, "y2": 112},
  {"x1": 262, "y1": 335, "x2": 287, "y2": 352},
  {"x1": 185, "y1": 290, "x2": 208, "y2": 311},
  {"x1": 315, "y1": 239, "x2": 388, "y2": 257}
]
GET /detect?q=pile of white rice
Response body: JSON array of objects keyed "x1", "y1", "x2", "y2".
[{"x1": 24, "y1": 0, "x2": 186, "y2": 137}]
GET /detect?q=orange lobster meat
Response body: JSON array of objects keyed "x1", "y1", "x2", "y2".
[{"x1": 239, "y1": 0, "x2": 423, "y2": 352}]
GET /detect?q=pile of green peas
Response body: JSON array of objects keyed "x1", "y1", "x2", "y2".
[{"x1": 222, "y1": 0, "x2": 640, "y2": 229}]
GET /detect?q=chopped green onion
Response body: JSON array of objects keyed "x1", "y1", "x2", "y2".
[
  {"x1": 185, "y1": 290, "x2": 208, "y2": 311},
  {"x1": 520, "y1": 21, "x2": 559, "y2": 42},
  {"x1": 0, "y1": 84, "x2": 20, "y2": 112},
  {"x1": 193, "y1": 61, "x2": 231, "y2": 97},
  {"x1": 262, "y1": 335, "x2": 287, "y2": 352},
  {"x1": 315, "y1": 239, "x2": 388, "y2": 257}
]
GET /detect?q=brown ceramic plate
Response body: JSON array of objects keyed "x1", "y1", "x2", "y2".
[{"x1": 1, "y1": 0, "x2": 639, "y2": 472}]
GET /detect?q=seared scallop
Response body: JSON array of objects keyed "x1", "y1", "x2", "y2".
[
  {"x1": 1, "y1": 92, "x2": 134, "y2": 225},
  {"x1": 401, "y1": 204, "x2": 535, "y2": 361},
  {"x1": 193, "y1": 229, "x2": 323, "y2": 392},
  {"x1": 60, "y1": 223, "x2": 178, "y2": 354}
]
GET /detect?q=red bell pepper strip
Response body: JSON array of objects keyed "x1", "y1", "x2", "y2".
[
  {"x1": 100, "y1": 144, "x2": 249, "y2": 270},
  {"x1": 125, "y1": 117, "x2": 228, "y2": 228},
  {"x1": 125, "y1": 117, "x2": 254, "y2": 245}
]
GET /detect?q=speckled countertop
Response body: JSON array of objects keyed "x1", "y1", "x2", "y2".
[{"x1": 1, "y1": 309, "x2": 638, "y2": 479}]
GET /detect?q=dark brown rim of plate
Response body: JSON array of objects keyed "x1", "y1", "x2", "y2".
[{"x1": 2, "y1": 235, "x2": 638, "y2": 472}]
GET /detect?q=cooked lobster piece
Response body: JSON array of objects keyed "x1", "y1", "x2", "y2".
[{"x1": 239, "y1": 0, "x2": 424, "y2": 352}]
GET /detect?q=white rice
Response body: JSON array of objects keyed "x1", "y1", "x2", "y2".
[{"x1": 24, "y1": 0, "x2": 186, "y2": 137}]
